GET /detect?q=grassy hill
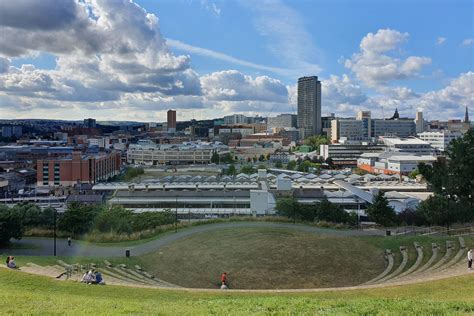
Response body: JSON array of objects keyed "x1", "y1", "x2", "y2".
[
  {"x1": 1, "y1": 268, "x2": 473, "y2": 315},
  {"x1": 139, "y1": 227, "x2": 385, "y2": 289}
]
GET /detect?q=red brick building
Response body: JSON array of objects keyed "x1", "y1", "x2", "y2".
[
  {"x1": 37, "y1": 151, "x2": 121, "y2": 187},
  {"x1": 167, "y1": 109, "x2": 177, "y2": 131}
]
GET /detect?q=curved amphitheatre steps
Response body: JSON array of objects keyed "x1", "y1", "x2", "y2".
[
  {"x1": 375, "y1": 246, "x2": 408, "y2": 284},
  {"x1": 55, "y1": 260, "x2": 168, "y2": 287},
  {"x1": 394, "y1": 242, "x2": 423, "y2": 279},
  {"x1": 362, "y1": 250, "x2": 394, "y2": 285},
  {"x1": 425, "y1": 241, "x2": 453, "y2": 273},
  {"x1": 412, "y1": 243, "x2": 438, "y2": 275},
  {"x1": 383, "y1": 237, "x2": 469, "y2": 285},
  {"x1": 436, "y1": 237, "x2": 466, "y2": 271}
]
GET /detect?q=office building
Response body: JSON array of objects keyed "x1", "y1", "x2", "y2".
[
  {"x1": 380, "y1": 137, "x2": 433, "y2": 155},
  {"x1": 83, "y1": 118, "x2": 97, "y2": 129},
  {"x1": 127, "y1": 140, "x2": 228, "y2": 165},
  {"x1": 37, "y1": 151, "x2": 121, "y2": 187},
  {"x1": 167, "y1": 110, "x2": 177, "y2": 133},
  {"x1": 415, "y1": 112, "x2": 424, "y2": 134},
  {"x1": 321, "y1": 114, "x2": 335, "y2": 138},
  {"x1": 319, "y1": 143, "x2": 385, "y2": 166},
  {"x1": 267, "y1": 114, "x2": 297, "y2": 130},
  {"x1": 417, "y1": 131, "x2": 464, "y2": 152},
  {"x1": 357, "y1": 152, "x2": 437, "y2": 175},
  {"x1": 371, "y1": 118, "x2": 416, "y2": 138},
  {"x1": 330, "y1": 119, "x2": 365, "y2": 142},
  {"x1": 223, "y1": 114, "x2": 248, "y2": 125},
  {"x1": 297, "y1": 76, "x2": 322, "y2": 137}
]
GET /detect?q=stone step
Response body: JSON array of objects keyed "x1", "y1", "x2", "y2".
[
  {"x1": 424, "y1": 241, "x2": 453, "y2": 273},
  {"x1": 392, "y1": 242, "x2": 424, "y2": 281},
  {"x1": 376, "y1": 246, "x2": 408, "y2": 283},
  {"x1": 362, "y1": 249, "x2": 394, "y2": 285}
]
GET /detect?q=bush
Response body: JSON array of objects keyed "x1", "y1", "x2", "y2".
[
  {"x1": 57, "y1": 202, "x2": 102, "y2": 236},
  {"x1": 0, "y1": 205, "x2": 23, "y2": 246}
]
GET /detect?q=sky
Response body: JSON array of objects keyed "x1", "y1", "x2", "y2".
[{"x1": 0, "y1": 0, "x2": 472, "y2": 122}]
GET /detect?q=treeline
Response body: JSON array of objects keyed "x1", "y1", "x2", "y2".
[
  {"x1": 276, "y1": 197, "x2": 357, "y2": 225},
  {"x1": 0, "y1": 202, "x2": 175, "y2": 245}
]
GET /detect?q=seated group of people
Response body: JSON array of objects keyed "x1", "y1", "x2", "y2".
[
  {"x1": 5, "y1": 256, "x2": 17, "y2": 269},
  {"x1": 81, "y1": 269, "x2": 105, "y2": 285}
]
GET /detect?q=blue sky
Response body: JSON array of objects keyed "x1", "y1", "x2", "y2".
[{"x1": 1, "y1": 0, "x2": 473, "y2": 121}]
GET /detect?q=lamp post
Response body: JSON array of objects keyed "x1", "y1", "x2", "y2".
[
  {"x1": 175, "y1": 195, "x2": 178, "y2": 233},
  {"x1": 355, "y1": 197, "x2": 360, "y2": 229},
  {"x1": 53, "y1": 204, "x2": 57, "y2": 256}
]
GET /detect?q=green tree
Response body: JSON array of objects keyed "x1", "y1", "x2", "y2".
[
  {"x1": 58, "y1": 203, "x2": 102, "y2": 236},
  {"x1": 275, "y1": 161, "x2": 283, "y2": 168},
  {"x1": 314, "y1": 198, "x2": 355, "y2": 224},
  {"x1": 94, "y1": 206, "x2": 133, "y2": 234},
  {"x1": 211, "y1": 151, "x2": 220, "y2": 164},
  {"x1": 366, "y1": 192, "x2": 397, "y2": 226},
  {"x1": 286, "y1": 160, "x2": 297, "y2": 171},
  {"x1": 0, "y1": 205, "x2": 23, "y2": 246},
  {"x1": 225, "y1": 164, "x2": 237, "y2": 175},
  {"x1": 240, "y1": 165, "x2": 255, "y2": 174},
  {"x1": 221, "y1": 153, "x2": 234, "y2": 164},
  {"x1": 417, "y1": 130, "x2": 474, "y2": 224},
  {"x1": 408, "y1": 168, "x2": 420, "y2": 179},
  {"x1": 258, "y1": 154, "x2": 265, "y2": 162},
  {"x1": 304, "y1": 135, "x2": 329, "y2": 152},
  {"x1": 275, "y1": 198, "x2": 299, "y2": 222}
]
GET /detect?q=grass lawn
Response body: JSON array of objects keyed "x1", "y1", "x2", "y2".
[
  {"x1": 138, "y1": 227, "x2": 385, "y2": 289},
  {"x1": 1, "y1": 268, "x2": 473, "y2": 315}
]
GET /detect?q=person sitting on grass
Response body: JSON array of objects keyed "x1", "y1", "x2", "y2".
[
  {"x1": 81, "y1": 270, "x2": 96, "y2": 284},
  {"x1": 7, "y1": 256, "x2": 17, "y2": 269},
  {"x1": 94, "y1": 271, "x2": 105, "y2": 285}
]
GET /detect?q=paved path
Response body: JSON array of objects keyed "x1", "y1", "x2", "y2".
[{"x1": 0, "y1": 221, "x2": 385, "y2": 258}]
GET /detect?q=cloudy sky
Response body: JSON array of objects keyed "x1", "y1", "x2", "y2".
[{"x1": 0, "y1": 0, "x2": 472, "y2": 122}]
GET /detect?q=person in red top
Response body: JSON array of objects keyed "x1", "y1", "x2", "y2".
[{"x1": 221, "y1": 272, "x2": 227, "y2": 286}]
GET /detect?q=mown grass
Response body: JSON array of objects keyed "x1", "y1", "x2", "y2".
[
  {"x1": 1, "y1": 268, "x2": 473, "y2": 315},
  {"x1": 138, "y1": 227, "x2": 385, "y2": 289}
]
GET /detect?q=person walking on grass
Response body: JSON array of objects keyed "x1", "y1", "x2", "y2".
[
  {"x1": 468, "y1": 249, "x2": 473, "y2": 271},
  {"x1": 221, "y1": 272, "x2": 229, "y2": 289}
]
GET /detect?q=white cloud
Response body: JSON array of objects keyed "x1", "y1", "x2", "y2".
[
  {"x1": 462, "y1": 38, "x2": 474, "y2": 46},
  {"x1": 200, "y1": 70, "x2": 288, "y2": 102},
  {"x1": 241, "y1": 0, "x2": 322, "y2": 76},
  {"x1": 345, "y1": 29, "x2": 431, "y2": 87},
  {"x1": 166, "y1": 38, "x2": 291, "y2": 75},
  {"x1": 417, "y1": 71, "x2": 474, "y2": 117},
  {"x1": 436, "y1": 37, "x2": 447, "y2": 45},
  {"x1": 0, "y1": 0, "x2": 201, "y2": 101}
]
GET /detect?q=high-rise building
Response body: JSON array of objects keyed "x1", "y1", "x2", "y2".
[
  {"x1": 167, "y1": 109, "x2": 177, "y2": 133},
  {"x1": 465, "y1": 106, "x2": 470, "y2": 123},
  {"x1": 415, "y1": 112, "x2": 424, "y2": 134},
  {"x1": 83, "y1": 118, "x2": 96, "y2": 129},
  {"x1": 297, "y1": 76, "x2": 322, "y2": 137}
]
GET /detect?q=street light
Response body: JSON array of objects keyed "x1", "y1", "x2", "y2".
[
  {"x1": 175, "y1": 195, "x2": 178, "y2": 233},
  {"x1": 53, "y1": 207, "x2": 57, "y2": 256}
]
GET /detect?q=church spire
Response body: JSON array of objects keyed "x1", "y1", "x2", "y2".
[{"x1": 465, "y1": 106, "x2": 470, "y2": 123}]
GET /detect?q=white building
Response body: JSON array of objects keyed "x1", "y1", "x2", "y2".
[
  {"x1": 127, "y1": 140, "x2": 228, "y2": 165},
  {"x1": 381, "y1": 137, "x2": 434, "y2": 155},
  {"x1": 357, "y1": 152, "x2": 437, "y2": 175},
  {"x1": 417, "y1": 131, "x2": 464, "y2": 152}
]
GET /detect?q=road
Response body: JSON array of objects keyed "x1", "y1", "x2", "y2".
[{"x1": 0, "y1": 221, "x2": 385, "y2": 257}]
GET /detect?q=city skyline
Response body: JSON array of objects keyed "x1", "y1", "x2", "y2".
[{"x1": 0, "y1": 0, "x2": 473, "y2": 122}]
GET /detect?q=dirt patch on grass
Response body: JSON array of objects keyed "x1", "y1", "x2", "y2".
[{"x1": 139, "y1": 227, "x2": 385, "y2": 289}]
